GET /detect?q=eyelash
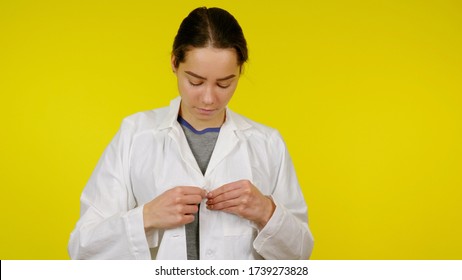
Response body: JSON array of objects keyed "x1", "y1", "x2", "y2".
[
  {"x1": 189, "y1": 81, "x2": 202, "y2": 87},
  {"x1": 217, "y1": 84, "x2": 231, "y2": 89},
  {"x1": 189, "y1": 81, "x2": 230, "y2": 89}
]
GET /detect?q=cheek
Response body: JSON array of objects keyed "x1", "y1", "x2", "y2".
[
  {"x1": 215, "y1": 90, "x2": 235, "y2": 107},
  {"x1": 223, "y1": 86, "x2": 237, "y2": 101},
  {"x1": 178, "y1": 82, "x2": 198, "y2": 98}
]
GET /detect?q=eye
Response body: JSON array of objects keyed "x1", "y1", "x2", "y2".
[
  {"x1": 189, "y1": 81, "x2": 203, "y2": 87},
  {"x1": 217, "y1": 83, "x2": 231, "y2": 89}
]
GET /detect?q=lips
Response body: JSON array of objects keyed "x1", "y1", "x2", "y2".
[{"x1": 196, "y1": 108, "x2": 216, "y2": 115}]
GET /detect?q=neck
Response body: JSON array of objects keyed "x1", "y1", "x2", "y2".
[{"x1": 179, "y1": 106, "x2": 225, "y2": 131}]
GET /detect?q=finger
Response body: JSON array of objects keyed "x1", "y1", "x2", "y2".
[
  {"x1": 207, "y1": 197, "x2": 241, "y2": 210},
  {"x1": 180, "y1": 204, "x2": 199, "y2": 215},
  {"x1": 206, "y1": 188, "x2": 242, "y2": 205},
  {"x1": 173, "y1": 186, "x2": 207, "y2": 198},
  {"x1": 181, "y1": 214, "x2": 195, "y2": 225},
  {"x1": 207, "y1": 181, "x2": 243, "y2": 198},
  {"x1": 178, "y1": 194, "x2": 204, "y2": 205}
]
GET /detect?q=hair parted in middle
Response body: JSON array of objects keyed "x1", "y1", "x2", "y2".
[{"x1": 172, "y1": 7, "x2": 248, "y2": 69}]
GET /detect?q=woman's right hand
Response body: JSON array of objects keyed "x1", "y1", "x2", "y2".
[{"x1": 143, "y1": 186, "x2": 206, "y2": 231}]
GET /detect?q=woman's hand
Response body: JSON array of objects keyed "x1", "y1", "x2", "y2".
[
  {"x1": 206, "y1": 180, "x2": 275, "y2": 229},
  {"x1": 143, "y1": 186, "x2": 206, "y2": 231}
]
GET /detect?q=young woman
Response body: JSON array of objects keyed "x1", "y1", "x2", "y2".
[{"x1": 68, "y1": 7, "x2": 314, "y2": 260}]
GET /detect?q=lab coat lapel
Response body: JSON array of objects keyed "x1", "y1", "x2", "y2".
[
  {"x1": 205, "y1": 108, "x2": 251, "y2": 176},
  {"x1": 205, "y1": 121, "x2": 239, "y2": 176},
  {"x1": 168, "y1": 124, "x2": 202, "y2": 176},
  {"x1": 160, "y1": 97, "x2": 202, "y2": 176}
]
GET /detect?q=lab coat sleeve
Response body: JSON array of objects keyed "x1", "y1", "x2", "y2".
[
  {"x1": 68, "y1": 119, "x2": 152, "y2": 259},
  {"x1": 253, "y1": 131, "x2": 314, "y2": 259}
]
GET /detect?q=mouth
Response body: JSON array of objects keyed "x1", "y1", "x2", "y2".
[{"x1": 196, "y1": 108, "x2": 216, "y2": 115}]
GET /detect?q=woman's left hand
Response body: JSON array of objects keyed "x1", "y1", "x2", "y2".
[{"x1": 206, "y1": 179, "x2": 275, "y2": 229}]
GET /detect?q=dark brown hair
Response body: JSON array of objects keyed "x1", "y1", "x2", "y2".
[{"x1": 172, "y1": 7, "x2": 248, "y2": 68}]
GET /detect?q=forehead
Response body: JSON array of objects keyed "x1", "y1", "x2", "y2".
[{"x1": 180, "y1": 47, "x2": 239, "y2": 76}]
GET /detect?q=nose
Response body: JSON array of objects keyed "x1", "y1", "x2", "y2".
[{"x1": 201, "y1": 85, "x2": 215, "y2": 105}]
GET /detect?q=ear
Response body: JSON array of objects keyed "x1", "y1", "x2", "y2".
[{"x1": 171, "y1": 55, "x2": 177, "y2": 73}]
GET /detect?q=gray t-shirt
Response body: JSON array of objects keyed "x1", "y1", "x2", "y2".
[{"x1": 178, "y1": 116, "x2": 220, "y2": 260}]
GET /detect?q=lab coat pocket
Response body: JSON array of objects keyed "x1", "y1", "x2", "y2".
[
  {"x1": 222, "y1": 213, "x2": 254, "y2": 236},
  {"x1": 155, "y1": 227, "x2": 186, "y2": 259}
]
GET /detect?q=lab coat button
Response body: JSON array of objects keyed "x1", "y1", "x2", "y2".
[{"x1": 206, "y1": 249, "x2": 214, "y2": 256}]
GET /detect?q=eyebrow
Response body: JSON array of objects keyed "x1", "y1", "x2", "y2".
[{"x1": 185, "y1": 71, "x2": 236, "y2": 82}]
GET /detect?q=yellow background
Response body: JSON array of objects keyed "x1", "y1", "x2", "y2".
[{"x1": 1, "y1": 0, "x2": 461, "y2": 259}]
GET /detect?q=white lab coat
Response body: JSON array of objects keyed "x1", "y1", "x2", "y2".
[{"x1": 68, "y1": 97, "x2": 314, "y2": 259}]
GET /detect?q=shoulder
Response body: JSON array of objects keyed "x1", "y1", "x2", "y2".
[
  {"x1": 229, "y1": 110, "x2": 285, "y2": 146},
  {"x1": 118, "y1": 105, "x2": 170, "y2": 136}
]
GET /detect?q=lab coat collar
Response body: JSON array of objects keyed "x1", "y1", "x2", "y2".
[
  {"x1": 157, "y1": 96, "x2": 253, "y2": 132},
  {"x1": 158, "y1": 97, "x2": 182, "y2": 130},
  {"x1": 157, "y1": 96, "x2": 253, "y2": 178}
]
